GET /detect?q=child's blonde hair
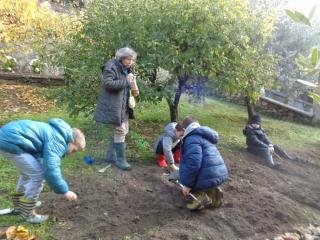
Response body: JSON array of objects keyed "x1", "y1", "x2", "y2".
[{"x1": 72, "y1": 128, "x2": 86, "y2": 150}]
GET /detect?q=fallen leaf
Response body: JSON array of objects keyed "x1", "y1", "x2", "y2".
[{"x1": 6, "y1": 226, "x2": 17, "y2": 240}]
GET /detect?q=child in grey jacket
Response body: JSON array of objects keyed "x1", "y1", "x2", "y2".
[{"x1": 154, "y1": 122, "x2": 184, "y2": 171}]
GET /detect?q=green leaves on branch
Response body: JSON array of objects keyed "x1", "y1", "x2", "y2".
[
  {"x1": 55, "y1": 0, "x2": 278, "y2": 117},
  {"x1": 285, "y1": 9, "x2": 311, "y2": 26},
  {"x1": 286, "y1": 6, "x2": 320, "y2": 79},
  {"x1": 309, "y1": 92, "x2": 320, "y2": 103},
  {"x1": 308, "y1": 5, "x2": 318, "y2": 20},
  {"x1": 296, "y1": 50, "x2": 320, "y2": 76},
  {"x1": 0, "y1": 0, "x2": 74, "y2": 70},
  {"x1": 310, "y1": 47, "x2": 319, "y2": 67}
]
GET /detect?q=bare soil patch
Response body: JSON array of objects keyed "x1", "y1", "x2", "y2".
[{"x1": 42, "y1": 150, "x2": 320, "y2": 240}]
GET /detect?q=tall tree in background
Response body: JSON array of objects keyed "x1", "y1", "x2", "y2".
[
  {"x1": 56, "y1": 0, "x2": 277, "y2": 121},
  {"x1": 212, "y1": 7, "x2": 277, "y2": 119}
]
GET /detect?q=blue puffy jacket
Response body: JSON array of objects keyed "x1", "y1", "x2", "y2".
[
  {"x1": 0, "y1": 118, "x2": 73, "y2": 194},
  {"x1": 179, "y1": 126, "x2": 228, "y2": 192}
]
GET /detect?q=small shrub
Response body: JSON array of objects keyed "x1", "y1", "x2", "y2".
[
  {"x1": 1, "y1": 55, "x2": 17, "y2": 72},
  {"x1": 30, "y1": 59, "x2": 46, "y2": 74},
  {"x1": 130, "y1": 131, "x2": 150, "y2": 152}
]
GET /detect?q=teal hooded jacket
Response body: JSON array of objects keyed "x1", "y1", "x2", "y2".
[{"x1": 0, "y1": 118, "x2": 73, "y2": 194}]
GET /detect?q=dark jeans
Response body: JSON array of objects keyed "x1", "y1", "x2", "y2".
[{"x1": 156, "y1": 140, "x2": 181, "y2": 155}]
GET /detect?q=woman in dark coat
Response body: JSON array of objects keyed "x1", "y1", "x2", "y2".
[{"x1": 94, "y1": 47, "x2": 138, "y2": 170}]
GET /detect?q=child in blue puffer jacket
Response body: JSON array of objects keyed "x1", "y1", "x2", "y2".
[
  {"x1": 0, "y1": 118, "x2": 85, "y2": 224},
  {"x1": 179, "y1": 117, "x2": 228, "y2": 211}
]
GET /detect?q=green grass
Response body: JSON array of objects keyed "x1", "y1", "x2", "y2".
[{"x1": 1, "y1": 96, "x2": 320, "y2": 238}]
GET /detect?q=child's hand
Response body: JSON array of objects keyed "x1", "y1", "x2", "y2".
[
  {"x1": 64, "y1": 191, "x2": 78, "y2": 201},
  {"x1": 170, "y1": 164, "x2": 179, "y2": 171},
  {"x1": 182, "y1": 186, "x2": 191, "y2": 198}
]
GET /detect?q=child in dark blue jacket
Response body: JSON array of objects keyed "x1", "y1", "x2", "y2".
[
  {"x1": 243, "y1": 115, "x2": 294, "y2": 168},
  {"x1": 179, "y1": 117, "x2": 228, "y2": 210}
]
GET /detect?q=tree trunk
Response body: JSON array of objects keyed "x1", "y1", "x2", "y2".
[
  {"x1": 244, "y1": 96, "x2": 255, "y2": 120},
  {"x1": 168, "y1": 103, "x2": 179, "y2": 122},
  {"x1": 166, "y1": 75, "x2": 187, "y2": 122}
]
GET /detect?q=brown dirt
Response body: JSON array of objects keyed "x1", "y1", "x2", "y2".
[
  {"x1": 1, "y1": 82, "x2": 319, "y2": 239},
  {"x1": 42, "y1": 150, "x2": 320, "y2": 240}
]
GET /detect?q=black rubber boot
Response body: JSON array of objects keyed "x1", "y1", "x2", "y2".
[{"x1": 113, "y1": 142, "x2": 131, "y2": 171}]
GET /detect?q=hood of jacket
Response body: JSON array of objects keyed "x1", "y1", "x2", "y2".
[
  {"x1": 49, "y1": 118, "x2": 73, "y2": 145},
  {"x1": 163, "y1": 122, "x2": 179, "y2": 140},
  {"x1": 184, "y1": 123, "x2": 219, "y2": 144},
  {"x1": 243, "y1": 124, "x2": 263, "y2": 136}
]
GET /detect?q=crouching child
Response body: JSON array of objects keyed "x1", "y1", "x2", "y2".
[
  {"x1": 0, "y1": 118, "x2": 85, "y2": 224},
  {"x1": 154, "y1": 122, "x2": 184, "y2": 171},
  {"x1": 179, "y1": 117, "x2": 228, "y2": 211}
]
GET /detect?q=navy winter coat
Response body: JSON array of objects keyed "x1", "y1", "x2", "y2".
[
  {"x1": 179, "y1": 126, "x2": 228, "y2": 192},
  {"x1": 243, "y1": 124, "x2": 271, "y2": 151}
]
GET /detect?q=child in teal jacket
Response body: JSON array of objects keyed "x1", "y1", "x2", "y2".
[{"x1": 0, "y1": 118, "x2": 85, "y2": 223}]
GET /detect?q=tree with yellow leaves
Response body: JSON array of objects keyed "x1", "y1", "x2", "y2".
[{"x1": 0, "y1": 0, "x2": 74, "y2": 72}]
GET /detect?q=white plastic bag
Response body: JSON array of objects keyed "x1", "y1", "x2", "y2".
[{"x1": 128, "y1": 92, "x2": 136, "y2": 109}]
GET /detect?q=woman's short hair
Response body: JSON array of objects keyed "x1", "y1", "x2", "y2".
[
  {"x1": 72, "y1": 128, "x2": 86, "y2": 150},
  {"x1": 182, "y1": 116, "x2": 198, "y2": 129},
  {"x1": 115, "y1": 47, "x2": 137, "y2": 60}
]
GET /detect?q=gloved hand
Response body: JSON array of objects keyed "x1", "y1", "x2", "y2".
[{"x1": 268, "y1": 144, "x2": 274, "y2": 154}]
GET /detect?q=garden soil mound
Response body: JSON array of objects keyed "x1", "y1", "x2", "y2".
[{"x1": 43, "y1": 150, "x2": 320, "y2": 240}]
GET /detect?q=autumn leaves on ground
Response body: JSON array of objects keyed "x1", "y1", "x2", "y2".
[
  {"x1": 0, "y1": 82, "x2": 54, "y2": 115},
  {"x1": 0, "y1": 83, "x2": 319, "y2": 240}
]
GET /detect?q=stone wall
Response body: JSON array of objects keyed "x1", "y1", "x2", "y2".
[{"x1": 258, "y1": 96, "x2": 314, "y2": 123}]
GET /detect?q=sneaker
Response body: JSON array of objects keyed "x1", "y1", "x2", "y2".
[
  {"x1": 25, "y1": 214, "x2": 49, "y2": 224},
  {"x1": 35, "y1": 201, "x2": 42, "y2": 208}
]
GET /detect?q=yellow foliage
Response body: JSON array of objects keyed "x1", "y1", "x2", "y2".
[
  {"x1": 0, "y1": 0, "x2": 74, "y2": 57},
  {"x1": 3, "y1": 225, "x2": 36, "y2": 240}
]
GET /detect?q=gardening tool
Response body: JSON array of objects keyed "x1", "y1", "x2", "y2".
[
  {"x1": 273, "y1": 152, "x2": 284, "y2": 161},
  {"x1": 167, "y1": 170, "x2": 199, "y2": 201},
  {"x1": 98, "y1": 164, "x2": 111, "y2": 173},
  {"x1": 174, "y1": 180, "x2": 199, "y2": 201},
  {"x1": 83, "y1": 155, "x2": 95, "y2": 165},
  {"x1": 0, "y1": 208, "x2": 14, "y2": 216},
  {"x1": 0, "y1": 200, "x2": 42, "y2": 216},
  {"x1": 168, "y1": 169, "x2": 180, "y2": 182}
]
